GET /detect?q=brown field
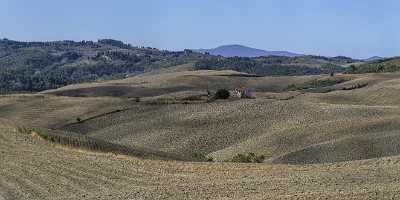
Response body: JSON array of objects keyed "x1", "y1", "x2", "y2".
[{"x1": 3, "y1": 69, "x2": 400, "y2": 199}]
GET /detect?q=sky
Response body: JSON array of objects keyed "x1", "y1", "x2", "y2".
[{"x1": 0, "y1": 0, "x2": 399, "y2": 58}]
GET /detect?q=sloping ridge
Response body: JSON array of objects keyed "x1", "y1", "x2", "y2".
[
  {"x1": 28, "y1": 127, "x2": 188, "y2": 161},
  {"x1": 270, "y1": 130, "x2": 400, "y2": 164}
]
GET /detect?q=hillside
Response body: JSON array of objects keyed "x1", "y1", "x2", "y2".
[
  {"x1": 3, "y1": 69, "x2": 400, "y2": 199},
  {"x1": 2, "y1": 118, "x2": 400, "y2": 199},
  {"x1": 0, "y1": 39, "x2": 361, "y2": 93},
  {"x1": 194, "y1": 55, "x2": 358, "y2": 75},
  {"x1": 0, "y1": 38, "x2": 208, "y2": 93},
  {"x1": 348, "y1": 57, "x2": 400, "y2": 74},
  {"x1": 42, "y1": 69, "x2": 322, "y2": 98},
  {"x1": 1, "y1": 69, "x2": 400, "y2": 163},
  {"x1": 194, "y1": 44, "x2": 302, "y2": 57}
]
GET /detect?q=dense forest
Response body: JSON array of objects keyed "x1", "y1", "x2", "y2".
[
  {"x1": 0, "y1": 38, "x2": 362, "y2": 93},
  {"x1": 0, "y1": 39, "x2": 205, "y2": 92},
  {"x1": 194, "y1": 56, "x2": 353, "y2": 75}
]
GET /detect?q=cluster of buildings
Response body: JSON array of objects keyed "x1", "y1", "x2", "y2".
[{"x1": 231, "y1": 87, "x2": 252, "y2": 98}]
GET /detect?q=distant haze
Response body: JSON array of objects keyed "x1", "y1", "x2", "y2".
[{"x1": 194, "y1": 44, "x2": 302, "y2": 57}]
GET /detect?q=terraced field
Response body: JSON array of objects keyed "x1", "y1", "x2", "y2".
[{"x1": 3, "y1": 69, "x2": 400, "y2": 199}]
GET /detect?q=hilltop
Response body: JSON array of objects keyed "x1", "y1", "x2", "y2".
[
  {"x1": 364, "y1": 56, "x2": 384, "y2": 61},
  {"x1": 194, "y1": 44, "x2": 302, "y2": 57}
]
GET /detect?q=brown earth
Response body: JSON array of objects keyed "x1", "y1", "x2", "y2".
[
  {"x1": 1, "y1": 119, "x2": 400, "y2": 199},
  {"x1": 3, "y1": 70, "x2": 400, "y2": 199}
]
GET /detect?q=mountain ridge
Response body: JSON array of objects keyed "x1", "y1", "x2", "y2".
[
  {"x1": 193, "y1": 44, "x2": 302, "y2": 57},
  {"x1": 364, "y1": 56, "x2": 384, "y2": 61}
]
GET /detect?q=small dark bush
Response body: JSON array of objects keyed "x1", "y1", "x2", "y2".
[
  {"x1": 16, "y1": 126, "x2": 162, "y2": 159},
  {"x1": 231, "y1": 152, "x2": 265, "y2": 163},
  {"x1": 214, "y1": 89, "x2": 230, "y2": 99},
  {"x1": 192, "y1": 152, "x2": 214, "y2": 162},
  {"x1": 181, "y1": 95, "x2": 203, "y2": 101},
  {"x1": 342, "y1": 83, "x2": 368, "y2": 90}
]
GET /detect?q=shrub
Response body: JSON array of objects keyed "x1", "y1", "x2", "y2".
[
  {"x1": 230, "y1": 152, "x2": 265, "y2": 163},
  {"x1": 214, "y1": 89, "x2": 230, "y2": 99},
  {"x1": 342, "y1": 83, "x2": 368, "y2": 90},
  {"x1": 192, "y1": 152, "x2": 214, "y2": 162},
  {"x1": 181, "y1": 95, "x2": 203, "y2": 101},
  {"x1": 16, "y1": 126, "x2": 172, "y2": 160}
]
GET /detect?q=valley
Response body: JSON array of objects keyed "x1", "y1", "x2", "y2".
[{"x1": 2, "y1": 68, "x2": 400, "y2": 199}]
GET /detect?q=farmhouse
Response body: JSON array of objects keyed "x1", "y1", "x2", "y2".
[{"x1": 232, "y1": 87, "x2": 252, "y2": 98}]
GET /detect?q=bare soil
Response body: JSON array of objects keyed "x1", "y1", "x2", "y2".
[{"x1": 3, "y1": 70, "x2": 400, "y2": 199}]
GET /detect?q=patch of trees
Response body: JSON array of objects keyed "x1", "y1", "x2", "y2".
[
  {"x1": 214, "y1": 89, "x2": 230, "y2": 99},
  {"x1": 194, "y1": 56, "x2": 346, "y2": 76},
  {"x1": 230, "y1": 152, "x2": 265, "y2": 163},
  {"x1": 97, "y1": 39, "x2": 132, "y2": 49},
  {"x1": 0, "y1": 61, "x2": 149, "y2": 92},
  {"x1": 0, "y1": 38, "x2": 100, "y2": 50},
  {"x1": 342, "y1": 83, "x2": 368, "y2": 90},
  {"x1": 347, "y1": 58, "x2": 400, "y2": 74},
  {"x1": 192, "y1": 152, "x2": 214, "y2": 162}
]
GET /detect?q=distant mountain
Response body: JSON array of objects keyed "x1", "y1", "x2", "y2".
[
  {"x1": 193, "y1": 44, "x2": 302, "y2": 57},
  {"x1": 364, "y1": 56, "x2": 384, "y2": 62}
]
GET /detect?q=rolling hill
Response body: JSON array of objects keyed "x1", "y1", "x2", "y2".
[
  {"x1": 3, "y1": 118, "x2": 400, "y2": 199},
  {"x1": 2, "y1": 68, "x2": 400, "y2": 164},
  {"x1": 3, "y1": 66, "x2": 400, "y2": 199}
]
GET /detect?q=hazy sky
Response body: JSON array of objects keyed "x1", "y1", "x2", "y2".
[{"x1": 1, "y1": 0, "x2": 399, "y2": 58}]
